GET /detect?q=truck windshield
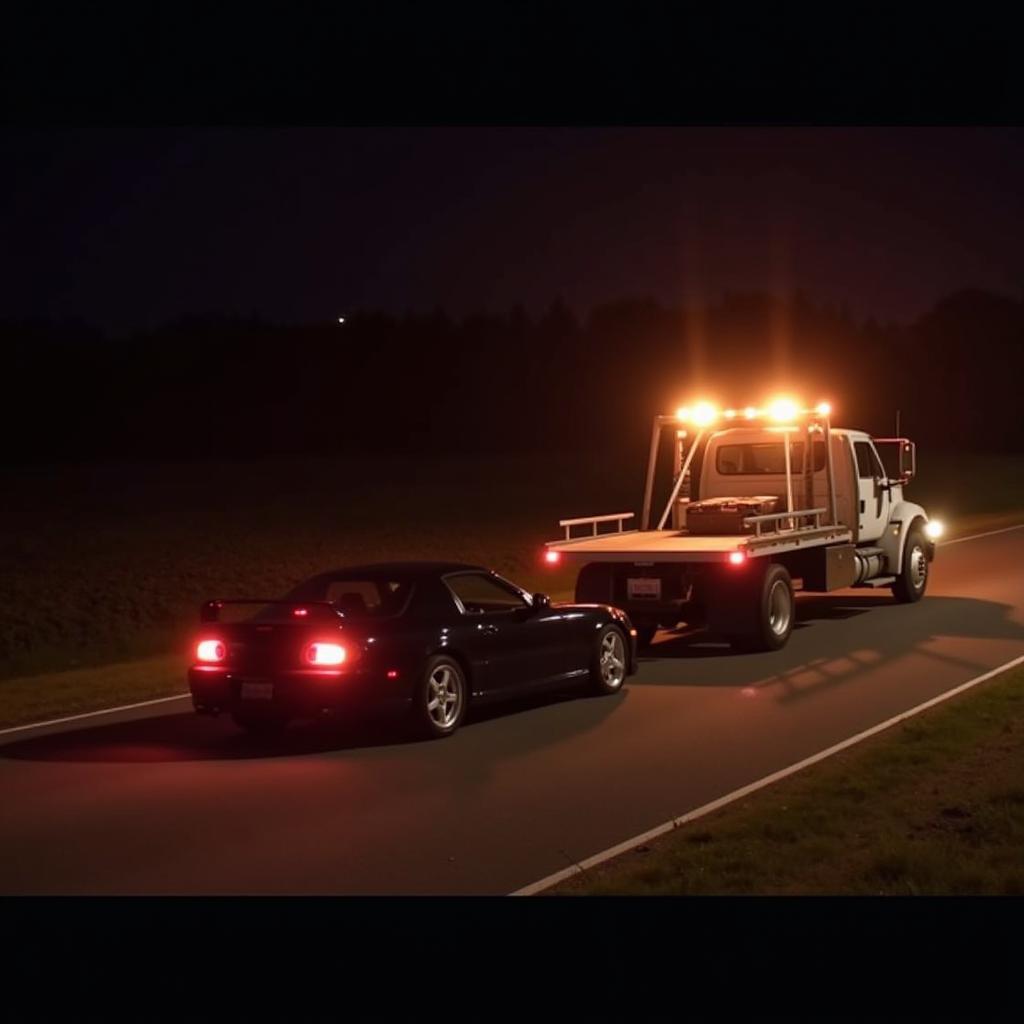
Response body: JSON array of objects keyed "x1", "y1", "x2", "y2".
[{"x1": 716, "y1": 441, "x2": 826, "y2": 475}]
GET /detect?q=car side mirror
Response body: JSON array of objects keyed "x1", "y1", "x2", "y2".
[{"x1": 532, "y1": 592, "x2": 551, "y2": 610}]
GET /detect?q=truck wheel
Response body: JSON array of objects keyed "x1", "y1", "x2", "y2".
[
  {"x1": 730, "y1": 563, "x2": 795, "y2": 652},
  {"x1": 634, "y1": 623, "x2": 658, "y2": 649},
  {"x1": 892, "y1": 524, "x2": 929, "y2": 603},
  {"x1": 575, "y1": 562, "x2": 615, "y2": 604}
]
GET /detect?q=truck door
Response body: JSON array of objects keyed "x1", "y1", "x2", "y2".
[{"x1": 853, "y1": 439, "x2": 891, "y2": 543}]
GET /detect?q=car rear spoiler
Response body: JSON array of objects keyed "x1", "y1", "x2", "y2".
[{"x1": 199, "y1": 599, "x2": 341, "y2": 623}]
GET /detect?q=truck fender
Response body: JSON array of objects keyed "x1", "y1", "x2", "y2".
[{"x1": 880, "y1": 500, "x2": 928, "y2": 573}]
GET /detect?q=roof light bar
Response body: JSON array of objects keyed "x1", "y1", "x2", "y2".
[{"x1": 677, "y1": 400, "x2": 833, "y2": 423}]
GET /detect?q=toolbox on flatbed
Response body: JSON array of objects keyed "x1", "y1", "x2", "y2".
[{"x1": 684, "y1": 495, "x2": 783, "y2": 535}]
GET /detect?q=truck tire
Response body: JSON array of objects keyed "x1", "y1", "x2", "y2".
[
  {"x1": 891, "y1": 524, "x2": 929, "y2": 603},
  {"x1": 727, "y1": 563, "x2": 795, "y2": 653},
  {"x1": 633, "y1": 623, "x2": 658, "y2": 649},
  {"x1": 575, "y1": 562, "x2": 615, "y2": 604}
]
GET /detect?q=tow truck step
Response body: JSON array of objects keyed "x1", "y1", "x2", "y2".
[{"x1": 854, "y1": 575, "x2": 897, "y2": 588}]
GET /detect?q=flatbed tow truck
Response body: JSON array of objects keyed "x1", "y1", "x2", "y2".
[{"x1": 544, "y1": 399, "x2": 943, "y2": 652}]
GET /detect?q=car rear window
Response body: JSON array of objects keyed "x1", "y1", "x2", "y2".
[{"x1": 285, "y1": 576, "x2": 415, "y2": 618}]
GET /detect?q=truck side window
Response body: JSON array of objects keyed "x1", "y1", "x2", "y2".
[{"x1": 854, "y1": 441, "x2": 882, "y2": 479}]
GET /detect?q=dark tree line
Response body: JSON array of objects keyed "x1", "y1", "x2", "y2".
[{"x1": 3, "y1": 287, "x2": 1023, "y2": 464}]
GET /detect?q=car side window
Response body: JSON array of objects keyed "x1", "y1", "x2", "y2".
[{"x1": 444, "y1": 573, "x2": 529, "y2": 614}]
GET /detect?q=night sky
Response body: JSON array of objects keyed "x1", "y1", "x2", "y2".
[{"x1": 3, "y1": 127, "x2": 1022, "y2": 333}]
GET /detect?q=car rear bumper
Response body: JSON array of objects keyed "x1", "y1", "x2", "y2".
[{"x1": 188, "y1": 666, "x2": 411, "y2": 719}]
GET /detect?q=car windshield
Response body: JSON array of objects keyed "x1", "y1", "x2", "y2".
[{"x1": 283, "y1": 574, "x2": 415, "y2": 619}]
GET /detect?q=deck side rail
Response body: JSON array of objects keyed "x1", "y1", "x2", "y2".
[{"x1": 558, "y1": 512, "x2": 636, "y2": 541}]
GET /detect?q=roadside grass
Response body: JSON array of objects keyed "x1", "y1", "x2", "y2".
[
  {"x1": 551, "y1": 665, "x2": 1024, "y2": 895},
  {"x1": 0, "y1": 450, "x2": 1020, "y2": 728},
  {"x1": 0, "y1": 655, "x2": 185, "y2": 730}
]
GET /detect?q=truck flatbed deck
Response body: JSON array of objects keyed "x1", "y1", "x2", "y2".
[{"x1": 547, "y1": 524, "x2": 853, "y2": 562}]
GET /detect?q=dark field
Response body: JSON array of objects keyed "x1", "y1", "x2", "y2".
[
  {"x1": 1, "y1": 449, "x2": 1021, "y2": 683},
  {"x1": 0, "y1": 451, "x2": 640, "y2": 680}
]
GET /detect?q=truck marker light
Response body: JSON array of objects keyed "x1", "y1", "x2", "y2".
[
  {"x1": 724, "y1": 409, "x2": 737, "y2": 419},
  {"x1": 815, "y1": 401, "x2": 832, "y2": 416},
  {"x1": 544, "y1": 550, "x2": 561, "y2": 565},
  {"x1": 386, "y1": 669, "x2": 399, "y2": 679},
  {"x1": 925, "y1": 520, "x2": 944, "y2": 539},
  {"x1": 728, "y1": 551, "x2": 746, "y2": 566},
  {"x1": 744, "y1": 406, "x2": 758, "y2": 419},
  {"x1": 676, "y1": 406, "x2": 691, "y2": 422},
  {"x1": 293, "y1": 607, "x2": 309, "y2": 617},
  {"x1": 305, "y1": 642, "x2": 346, "y2": 666},
  {"x1": 196, "y1": 639, "x2": 226, "y2": 662}
]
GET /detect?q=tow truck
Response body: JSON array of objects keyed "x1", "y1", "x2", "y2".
[{"x1": 543, "y1": 399, "x2": 944, "y2": 652}]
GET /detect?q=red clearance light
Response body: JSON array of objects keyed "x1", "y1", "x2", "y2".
[
  {"x1": 305, "y1": 641, "x2": 346, "y2": 666},
  {"x1": 293, "y1": 607, "x2": 309, "y2": 617},
  {"x1": 544, "y1": 550, "x2": 561, "y2": 565},
  {"x1": 728, "y1": 551, "x2": 746, "y2": 566},
  {"x1": 386, "y1": 669, "x2": 399, "y2": 679},
  {"x1": 196, "y1": 639, "x2": 226, "y2": 662}
]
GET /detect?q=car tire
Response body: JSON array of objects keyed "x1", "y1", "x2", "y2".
[
  {"x1": 232, "y1": 711, "x2": 289, "y2": 737},
  {"x1": 729, "y1": 563, "x2": 795, "y2": 653},
  {"x1": 590, "y1": 625, "x2": 628, "y2": 695},
  {"x1": 413, "y1": 655, "x2": 468, "y2": 739},
  {"x1": 891, "y1": 524, "x2": 929, "y2": 603}
]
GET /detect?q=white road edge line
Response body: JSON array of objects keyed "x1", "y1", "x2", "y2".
[
  {"x1": 0, "y1": 694, "x2": 190, "y2": 739},
  {"x1": 938, "y1": 522, "x2": 1024, "y2": 546},
  {"x1": 511, "y1": 650, "x2": 1024, "y2": 896},
  {"x1": 0, "y1": 524, "x2": 1020, "y2": 741}
]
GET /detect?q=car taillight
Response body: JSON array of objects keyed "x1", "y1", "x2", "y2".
[
  {"x1": 196, "y1": 639, "x2": 226, "y2": 662},
  {"x1": 305, "y1": 641, "x2": 346, "y2": 666},
  {"x1": 728, "y1": 551, "x2": 746, "y2": 566}
]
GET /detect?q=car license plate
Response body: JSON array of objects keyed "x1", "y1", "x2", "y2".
[
  {"x1": 627, "y1": 577, "x2": 661, "y2": 600},
  {"x1": 240, "y1": 681, "x2": 274, "y2": 701}
]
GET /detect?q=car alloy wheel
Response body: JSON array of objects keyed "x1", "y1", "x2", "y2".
[{"x1": 427, "y1": 663, "x2": 462, "y2": 730}]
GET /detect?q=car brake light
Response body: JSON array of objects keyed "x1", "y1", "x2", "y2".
[
  {"x1": 196, "y1": 639, "x2": 226, "y2": 662},
  {"x1": 544, "y1": 550, "x2": 561, "y2": 565},
  {"x1": 305, "y1": 642, "x2": 346, "y2": 666},
  {"x1": 728, "y1": 551, "x2": 746, "y2": 566}
]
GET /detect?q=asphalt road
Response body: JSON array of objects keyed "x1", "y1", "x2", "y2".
[{"x1": 3, "y1": 528, "x2": 1024, "y2": 894}]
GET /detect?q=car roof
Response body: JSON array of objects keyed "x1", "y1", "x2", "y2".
[{"x1": 311, "y1": 561, "x2": 490, "y2": 579}]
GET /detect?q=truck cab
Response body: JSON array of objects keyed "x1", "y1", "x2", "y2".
[{"x1": 692, "y1": 427, "x2": 911, "y2": 549}]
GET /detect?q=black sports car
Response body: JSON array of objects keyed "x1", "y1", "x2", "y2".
[{"x1": 188, "y1": 561, "x2": 638, "y2": 737}]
